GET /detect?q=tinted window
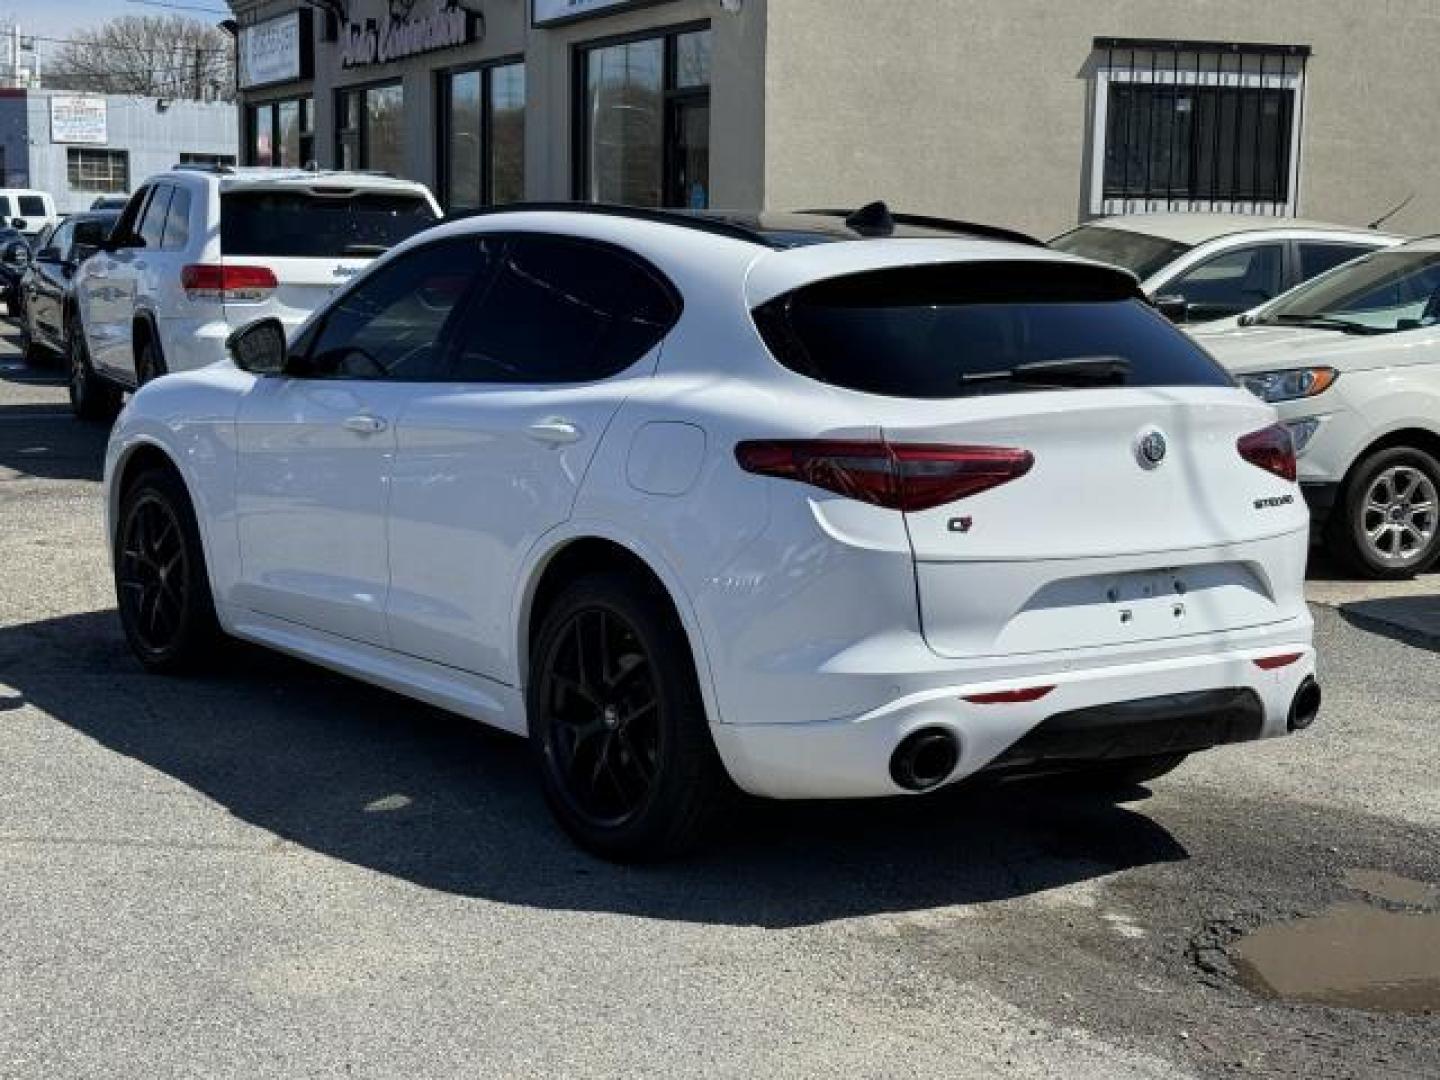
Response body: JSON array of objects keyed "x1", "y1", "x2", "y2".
[
  {"x1": 137, "y1": 185, "x2": 172, "y2": 250},
  {"x1": 305, "y1": 239, "x2": 487, "y2": 381},
  {"x1": 1299, "y1": 242, "x2": 1374, "y2": 282},
  {"x1": 73, "y1": 215, "x2": 117, "y2": 251},
  {"x1": 45, "y1": 222, "x2": 75, "y2": 260},
  {"x1": 448, "y1": 235, "x2": 679, "y2": 384},
  {"x1": 1050, "y1": 225, "x2": 1192, "y2": 281},
  {"x1": 220, "y1": 191, "x2": 438, "y2": 257},
  {"x1": 1165, "y1": 244, "x2": 1283, "y2": 320},
  {"x1": 17, "y1": 195, "x2": 46, "y2": 217},
  {"x1": 161, "y1": 187, "x2": 191, "y2": 250},
  {"x1": 754, "y1": 262, "x2": 1230, "y2": 399}
]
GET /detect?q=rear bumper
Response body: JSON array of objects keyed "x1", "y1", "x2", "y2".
[
  {"x1": 710, "y1": 640, "x2": 1317, "y2": 799},
  {"x1": 156, "y1": 316, "x2": 231, "y2": 374}
]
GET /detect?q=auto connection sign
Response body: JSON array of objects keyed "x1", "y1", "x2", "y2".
[{"x1": 50, "y1": 95, "x2": 108, "y2": 145}]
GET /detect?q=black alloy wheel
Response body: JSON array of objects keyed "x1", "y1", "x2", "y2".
[
  {"x1": 114, "y1": 468, "x2": 219, "y2": 673},
  {"x1": 528, "y1": 572, "x2": 729, "y2": 861},
  {"x1": 68, "y1": 318, "x2": 121, "y2": 422}
]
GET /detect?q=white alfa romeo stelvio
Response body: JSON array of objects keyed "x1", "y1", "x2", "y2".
[{"x1": 103, "y1": 203, "x2": 1320, "y2": 860}]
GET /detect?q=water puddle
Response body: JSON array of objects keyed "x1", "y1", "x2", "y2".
[{"x1": 1233, "y1": 872, "x2": 1440, "y2": 1015}]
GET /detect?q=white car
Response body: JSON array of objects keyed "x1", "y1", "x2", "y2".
[
  {"x1": 0, "y1": 188, "x2": 60, "y2": 236},
  {"x1": 1193, "y1": 240, "x2": 1440, "y2": 578},
  {"x1": 103, "y1": 204, "x2": 1320, "y2": 860},
  {"x1": 71, "y1": 166, "x2": 441, "y2": 420},
  {"x1": 1052, "y1": 213, "x2": 1402, "y2": 325}
]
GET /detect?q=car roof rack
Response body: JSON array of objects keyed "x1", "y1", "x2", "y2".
[
  {"x1": 800, "y1": 203, "x2": 1047, "y2": 248},
  {"x1": 449, "y1": 201, "x2": 774, "y2": 247}
]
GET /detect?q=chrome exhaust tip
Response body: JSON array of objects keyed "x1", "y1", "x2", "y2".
[{"x1": 889, "y1": 728, "x2": 960, "y2": 792}]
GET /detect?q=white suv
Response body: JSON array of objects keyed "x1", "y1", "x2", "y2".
[
  {"x1": 1194, "y1": 240, "x2": 1440, "y2": 578},
  {"x1": 70, "y1": 166, "x2": 441, "y2": 420},
  {"x1": 103, "y1": 204, "x2": 1319, "y2": 860}
]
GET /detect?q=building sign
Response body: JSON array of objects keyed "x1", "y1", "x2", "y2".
[
  {"x1": 50, "y1": 95, "x2": 107, "y2": 145},
  {"x1": 239, "y1": 10, "x2": 313, "y2": 90},
  {"x1": 533, "y1": 0, "x2": 674, "y2": 27},
  {"x1": 342, "y1": 1, "x2": 480, "y2": 69}
]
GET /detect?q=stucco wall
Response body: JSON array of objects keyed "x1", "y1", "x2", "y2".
[{"x1": 763, "y1": 0, "x2": 1440, "y2": 237}]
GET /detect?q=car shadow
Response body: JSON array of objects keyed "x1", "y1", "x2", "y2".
[
  {"x1": 1339, "y1": 597, "x2": 1440, "y2": 653},
  {"x1": 0, "y1": 610, "x2": 1189, "y2": 928}
]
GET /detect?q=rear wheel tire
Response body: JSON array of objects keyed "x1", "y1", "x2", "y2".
[
  {"x1": 136, "y1": 334, "x2": 166, "y2": 386},
  {"x1": 1327, "y1": 445, "x2": 1440, "y2": 580},
  {"x1": 527, "y1": 571, "x2": 729, "y2": 862},
  {"x1": 68, "y1": 317, "x2": 121, "y2": 422},
  {"x1": 1066, "y1": 753, "x2": 1189, "y2": 792},
  {"x1": 114, "y1": 467, "x2": 220, "y2": 674}
]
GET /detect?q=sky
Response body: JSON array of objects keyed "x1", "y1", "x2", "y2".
[{"x1": 4, "y1": 0, "x2": 232, "y2": 42}]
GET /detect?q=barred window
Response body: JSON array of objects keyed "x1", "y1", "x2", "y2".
[
  {"x1": 1092, "y1": 38, "x2": 1309, "y2": 217},
  {"x1": 67, "y1": 148, "x2": 130, "y2": 194}
]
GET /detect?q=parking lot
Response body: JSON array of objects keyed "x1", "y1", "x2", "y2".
[{"x1": 0, "y1": 325, "x2": 1437, "y2": 1078}]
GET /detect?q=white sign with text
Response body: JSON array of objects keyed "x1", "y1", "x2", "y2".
[
  {"x1": 50, "y1": 95, "x2": 108, "y2": 145},
  {"x1": 239, "y1": 12, "x2": 302, "y2": 89}
]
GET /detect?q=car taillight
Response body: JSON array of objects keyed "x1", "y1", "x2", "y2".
[
  {"x1": 1237, "y1": 423, "x2": 1298, "y2": 483},
  {"x1": 734, "y1": 440, "x2": 1034, "y2": 512},
  {"x1": 181, "y1": 264, "x2": 277, "y2": 302}
]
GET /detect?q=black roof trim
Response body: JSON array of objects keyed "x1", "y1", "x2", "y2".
[
  {"x1": 799, "y1": 209, "x2": 1047, "y2": 248},
  {"x1": 1094, "y1": 36, "x2": 1311, "y2": 57},
  {"x1": 447, "y1": 201, "x2": 777, "y2": 247}
]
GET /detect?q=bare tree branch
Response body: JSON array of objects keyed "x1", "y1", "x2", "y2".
[{"x1": 45, "y1": 15, "x2": 234, "y2": 102}]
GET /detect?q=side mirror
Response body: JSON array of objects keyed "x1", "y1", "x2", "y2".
[
  {"x1": 2, "y1": 241, "x2": 30, "y2": 268},
  {"x1": 227, "y1": 317, "x2": 288, "y2": 375},
  {"x1": 1153, "y1": 294, "x2": 1191, "y2": 323}
]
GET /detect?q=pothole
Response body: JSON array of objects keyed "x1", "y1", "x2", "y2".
[{"x1": 1231, "y1": 871, "x2": 1440, "y2": 1015}]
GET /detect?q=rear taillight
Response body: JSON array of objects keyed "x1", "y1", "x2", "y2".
[
  {"x1": 181, "y1": 263, "x2": 278, "y2": 302},
  {"x1": 963, "y1": 686, "x2": 1055, "y2": 705},
  {"x1": 734, "y1": 440, "x2": 1034, "y2": 512},
  {"x1": 1237, "y1": 423, "x2": 1298, "y2": 483}
]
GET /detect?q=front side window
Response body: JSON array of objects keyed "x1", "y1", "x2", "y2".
[
  {"x1": 45, "y1": 221, "x2": 75, "y2": 260},
  {"x1": 137, "y1": 185, "x2": 173, "y2": 250},
  {"x1": 305, "y1": 239, "x2": 488, "y2": 381},
  {"x1": 1255, "y1": 250, "x2": 1440, "y2": 334},
  {"x1": 1093, "y1": 39, "x2": 1307, "y2": 215},
  {"x1": 580, "y1": 27, "x2": 711, "y2": 208},
  {"x1": 449, "y1": 234, "x2": 680, "y2": 383},
  {"x1": 754, "y1": 262, "x2": 1231, "y2": 399},
  {"x1": 440, "y1": 61, "x2": 526, "y2": 212},
  {"x1": 1299, "y1": 242, "x2": 1376, "y2": 282},
  {"x1": 1163, "y1": 244, "x2": 1284, "y2": 321},
  {"x1": 161, "y1": 187, "x2": 192, "y2": 250}
]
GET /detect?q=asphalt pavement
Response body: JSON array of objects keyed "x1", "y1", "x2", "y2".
[{"x1": 1, "y1": 325, "x2": 1437, "y2": 1079}]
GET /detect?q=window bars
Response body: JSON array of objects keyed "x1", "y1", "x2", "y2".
[{"x1": 1093, "y1": 37, "x2": 1311, "y2": 217}]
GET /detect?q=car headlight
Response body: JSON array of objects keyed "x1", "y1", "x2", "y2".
[
  {"x1": 1240, "y1": 367, "x2": 1339, "y2": 403},
  {"x1": 1284, "y1": 417, "x2": 1322, "y2": 454}
]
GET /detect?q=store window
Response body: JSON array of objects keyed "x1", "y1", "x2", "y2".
[
  {"x1": 67, "y1": 148, "x2": 130, "y2": 193},
  {"x1": 1092, "y1": 38, "x2": 1308, "y2": 216},
  {"x1": 337, "y1": 82, "x2": 405, "y2": 177},
  {"x1": 246, "y1": 96, "x2": 314, "y2": 167},
  {"x1": 578, "y1": 25, "x2": 711, "y2": 208},
  {"x1": 180, "y1": 152, "x2": 238, "y2": 168},
  {"x1": 439, "y1": 61, "x2": 526, "y2": 211}
]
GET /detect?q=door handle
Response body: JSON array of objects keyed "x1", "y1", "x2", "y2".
[
  {"x1": 526, "y1": 418, "x2": 583, "y2": 445},
  {"x1": 343, "y1": 414, "x2": 388, "y2": 435}
]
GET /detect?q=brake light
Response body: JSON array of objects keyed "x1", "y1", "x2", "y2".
[
  {"x1": 181, "y1": 263, "x2": 278, "y2": 302},
  {"x1": 1237, "y1": 423, "x2": 1297, "y2": 483},
  {"x1": 963, "y1": 686, "x2": 1056, "y2": 705},
  {"x1": 734, "y1": 440, "x2": 1034, "y2": 512}
]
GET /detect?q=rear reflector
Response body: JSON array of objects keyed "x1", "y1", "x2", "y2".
[
  {"x1": 1253, "y1": 652, "x2": 1304, "y2": 671},
  {"x1": 963, "y1": 686, "x2": 1055, "y2": 705},
  {"x1": 181, "y1": 263, "x2": 278, "y2": 302},
  {"x1": 735, "y1": 439, "x2": 1034, "y2": 512},
  {"x1": 1237, "y1": 423, "x2": 1298, "y2": 483}
]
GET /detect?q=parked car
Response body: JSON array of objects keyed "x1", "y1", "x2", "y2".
[
  {"x1": 1192, "y1": 240, "x2": 1440, "y2": 579},
  {"x1": 71, "y1": 167, "x2": 442, "y2": 420},
  {"x1": 90, "y1": 195, "x2": 131, "y2": 211},
  {"x1": 0, "y1": 188, "x2": 60, "y2": 236},
  {"x1": 0, "y1": 226, "x2": 33, "y2": 316},
  {"x1": 103, "y1": 203, "x2": 1319, "y2": 860},
  {"x1": 15, "y1": 209, "x2": 120, "y2": 365},
  {"x1": 1051, "y1": 214, "x2": 1403, "y2": 325}
]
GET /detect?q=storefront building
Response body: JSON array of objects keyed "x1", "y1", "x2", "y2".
[{"x1": 226, "y1": 0, "x2": 1440, "y2": 238}]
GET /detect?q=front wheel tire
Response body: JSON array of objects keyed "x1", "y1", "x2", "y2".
[
  {"x1": 1328, "y1": 446, "x2": 1440, "y2": 579},
  {"x1": 527, "y1": 572, "x2": 729, "y2": 861},
  {"x1": 114, "y1": 468, "x2": 220, "y2": 674}
]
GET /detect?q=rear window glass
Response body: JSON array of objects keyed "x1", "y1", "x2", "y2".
[
  {"x1": 17, "y1": 196, "x2": 46, "y2": 217},
  {"x1": 1050, "y1": 226, "x2": 1191, "y2": 281},
  {"x1": 754, "y1": 262, "x2": 1233, "y2": 399},
  {"x1": 221, "y1": 191, "x2": 438, "y2": 257}
]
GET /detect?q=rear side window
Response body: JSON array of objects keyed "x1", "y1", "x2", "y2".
[
  {"x1": 18, "y1": 195, "x2": 46, "y2": 217},
  {"x1": 1299, "y1": 242, "x2": 1373, "y2": 282},
  {"x1": 220, "y1": 190, "x2": 438, "y2": 257},
  {"x1": 161, "y1": 187, "x2": 191, "y2": 250},
  {"x1": 138, "y1": 185, "x2": 172, "y2": 250},
  {"x1": 754, "y1": 261, "x2": 1232, "y2": 399},
  {"x1": 447, "y1": 234, "x2": 680, "y2": 384}
]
